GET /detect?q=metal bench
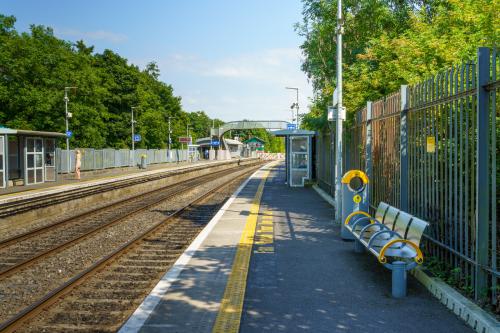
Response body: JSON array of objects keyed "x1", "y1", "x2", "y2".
[{"x1": 344, "y1": 202, "x2": 429, "y2": 297}]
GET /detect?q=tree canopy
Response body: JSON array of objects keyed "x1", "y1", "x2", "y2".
[
  {"x1": 297, "y1": 0, "x2": 498, "y2": 130},
  {"x1": 0, "y1": 14, "x2": 284, "y2": 152}
]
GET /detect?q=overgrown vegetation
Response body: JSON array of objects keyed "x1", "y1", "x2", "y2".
[{"x1": 296, "y1": 0, "x2": 498, "y2": 130}]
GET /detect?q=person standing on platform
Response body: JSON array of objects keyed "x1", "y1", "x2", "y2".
[{"x1": 75, "y1": 149, "x2": 82, "y2": 180}]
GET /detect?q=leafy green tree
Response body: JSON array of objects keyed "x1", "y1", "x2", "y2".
[
  {"x1": 297, "y1": 0, "x2": 498, "y2": 130},
  {"x1": 0, "y1": 14, "x2": 231, "y2": 150}
]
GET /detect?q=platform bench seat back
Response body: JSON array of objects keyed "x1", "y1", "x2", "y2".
[
  {"x1": 393, "y1": 211, "x2": 413, "y2": 238},
  {"x1": 374, "y1": 202, "x2": 390, "y2": 223},
  {"x1": 405, "y1": 217, "x2": 428, "y2": 246},
  {"x1": 382, "y1": 206, "x2": 399, "y2": 230}
]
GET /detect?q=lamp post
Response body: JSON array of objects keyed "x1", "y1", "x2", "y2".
[
  {"x1": 334, "y1": 0, "x2": 345, "y2": 223},
  {"x1": 64, "y1": 86, "x2": 77, "y2": 173},
  {"x1": 285, "y1": 87, "x2": 299, "y2": 128},
  {"x1": 167, "y1": 116, "x2": 174, "y2": 151},
  {"x1": 131, "y1": 106, "x2": 139, "y2": 152}
]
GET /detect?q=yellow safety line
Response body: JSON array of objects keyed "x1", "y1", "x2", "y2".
[{"x1": 212, "y1": 167, "x2": 271, "y2": 333}]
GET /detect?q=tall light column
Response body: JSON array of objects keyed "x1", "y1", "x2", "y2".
[
  {"x1": 285, "y1": 87, "x2": 299, "y2": 128},
  {"x1": 131, "y1": 106, "x2": 139, "y2": 152},
  {"x1": 64, "y1": 87, "x2": 76, "y2": 173},
  {"x1": 335, "y1": 0, "x2": 345, "y2": 223}
]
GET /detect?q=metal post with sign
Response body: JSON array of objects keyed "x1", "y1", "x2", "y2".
[{"x1": 334, "y1": 0, "x2": 345, "y2": 224}]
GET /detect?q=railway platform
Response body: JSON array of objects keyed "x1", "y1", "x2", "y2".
[
  {"x1": 0, "y1": 159, "x2": 218, "y2": 198},
  {"x1": 120, "y1": 161, "x2": 473, "y2": 333}
]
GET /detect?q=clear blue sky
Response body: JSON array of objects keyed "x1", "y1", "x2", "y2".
[{"x1": 0, "y1": 0, "x2": 313, "y2": 123}]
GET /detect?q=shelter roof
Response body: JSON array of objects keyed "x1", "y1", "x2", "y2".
[
  {"x1": 243, "y1": 137, "x2": 265, "y2": 144},
  {"x1": 0, "y1": 127, "x2": 66, "y2": 137},
  {"x1": 271, "y1": 129, "x2": 315, "y2": 137}
]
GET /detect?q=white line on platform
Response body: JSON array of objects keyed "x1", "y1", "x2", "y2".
[{"x1": 118, "y1": 164, "x2": 267, "y2": 333}]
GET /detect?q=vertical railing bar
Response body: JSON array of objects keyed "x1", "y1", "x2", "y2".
[
  {"x1": 472, "y1": 61, "x2": 477, "y2": 292},
  {"x1": 465, "y1": 62, "x2": 471, "y2": 291},
  {"x1": 459, "y1": 63, "x2": 465, "y2": 283},
  {"x1": 475, "y1": 47, "x2": 490, "y2": 301},
  {"x1": 440, "y1": 72, "x2": 446, "y2": 262},
  {"x1": 444, "y1": 68, "x2": 450, "y2": 264},
  {"x1": 431, "y1": 76, "x2": 437, "y2": 237},
  {"x1": 453, "y1": 65, "x2": 459, "y2": 269},
  {"x1": 490, "y1": 48, "x2": 497, "y2": 306}
]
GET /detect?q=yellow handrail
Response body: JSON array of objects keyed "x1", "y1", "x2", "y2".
[
  {"x1": 378, "y1": 239, "x2": 424, "y2": 264},
  {"x1": 344, "y1": 211, "x2": 371, "y2": 225}
]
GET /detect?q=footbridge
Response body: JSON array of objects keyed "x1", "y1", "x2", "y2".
[{"x1": 210, "y1": 120, "x2": 291, "y2": 137}]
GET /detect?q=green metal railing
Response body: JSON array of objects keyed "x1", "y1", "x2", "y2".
[{"x1": 318, "y1": 47, "x2": 499, "y2": 308}]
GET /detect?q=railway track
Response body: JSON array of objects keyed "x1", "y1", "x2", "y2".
[
  {"x1": 0, "y1": 165, "x2": 253, "y2": 278},
  {"x1": 0, "y1": 163, "x2": 262, "y2": 332},
  {"x1": 0, "y1": 159, "x2": 251, "y2": 219}
]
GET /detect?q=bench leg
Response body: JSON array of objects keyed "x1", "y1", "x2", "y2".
[
  {"x1": 354, "y1": 239, "x2": 364, "y2": 253},
  {"x1": 392, "y1": 261, "x2": 407, "y2": 298}
]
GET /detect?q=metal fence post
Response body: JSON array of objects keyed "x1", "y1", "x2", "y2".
[
  {"x1": 399, "y1": 85, "x2": 409, "y2": 211},
  {"x1": 475, "y1": 47, "x2": 490, "y2": 300},
  {"x1": 365, "y1": 101, "x2": 373, "y2": 206}
]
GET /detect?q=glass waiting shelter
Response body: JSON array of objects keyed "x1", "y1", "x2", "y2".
[
  {"x1": 0, "y1": 128, "x2": 65, "y2": 188},
  {"x1": 272, "y1": 129, "x2": 315, "y2": 187}
]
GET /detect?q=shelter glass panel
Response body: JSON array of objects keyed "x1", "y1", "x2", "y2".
[
  {"x1": 25, "y1": 137, "x2": 44, "y2": 185},
  {"x1": 292, "y1": 153, "x2": 308, "y2": 169},
  {"x1": 27, "y1": 169, "x2": 35, "y2": 184},
  {"x1": 291, "y1": 137, "x2": 307, "y2": 152},
  {"x1": 27, "y1": 154, "x2": 34, "y2": 168},
  {"x1": 44, "y1": 139, "x2": 56, "y2": 181}
]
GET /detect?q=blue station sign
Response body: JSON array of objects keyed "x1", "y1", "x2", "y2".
[{"x1": 287, "y1": 123, "x2": 297, "y2": 130}]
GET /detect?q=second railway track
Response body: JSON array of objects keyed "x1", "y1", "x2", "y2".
[
  {"x1": 0, "y1": 164, "x2": 254, "y2": 277},
  {"x1": 0, "y1": 161, "x2": 264, "y2": 331}
]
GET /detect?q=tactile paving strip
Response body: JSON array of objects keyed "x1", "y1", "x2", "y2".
[{"x1": 211, "y1": 167, "x2": 272, "y2": 333}]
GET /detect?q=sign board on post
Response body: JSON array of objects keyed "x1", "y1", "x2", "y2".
[
  {"x1": 66, "y1": 130, "x2": 73, "y2": 138},
  {"x1": 426, "y1": 136, "x2": 436, "y2": 153},
  {"x1": 327, "y1": 106, "x2": 346, "y2": 121},
  {"x1": 133, "y1": 134, "x2": 141, "y2": 142},
  {"x1": 287, "y1": 123, "x2": 297, "y2": 130},
  {"x1": 178, "y1": 136, "x2": 192, "y2": 144},
  {"x1": 211, "y1": 139, "x2": 220, "y2": 146}
]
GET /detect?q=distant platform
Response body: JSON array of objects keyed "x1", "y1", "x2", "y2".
[
  {"x1": 0, "y1": 159, "x2": 243, "y2": 204},
  {"x1": 120, "y1": 161, "x2": 472, "y2": 333}
]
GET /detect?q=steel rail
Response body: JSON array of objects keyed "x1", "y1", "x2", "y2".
[
  {"x1": 0, "y1": 165, "x2": 260, "y2": 333},
  {"x1": 0, "y1": 164, "x2": 248, "y2": 250},
  {"x1": 0, "y1": 164, "x2": 259, "y2": 279},
  {"x1": 0, "y1": 160, "x2": 255, "y2": 218}
]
